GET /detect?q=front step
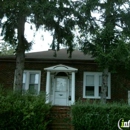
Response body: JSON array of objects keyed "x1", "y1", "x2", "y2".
[{"x1": 49, "y1": 106, "x2": 74, "y2": 130}]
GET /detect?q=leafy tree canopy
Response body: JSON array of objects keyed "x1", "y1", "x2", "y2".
[
  {"x1": 73, "y1": 0, "x2": 130, "y2": 103},
  {"x1": 0, "y1": 41, "x2": 15, "y2": 55},
  {"x1": 0, "y1": 0, "x2": 77, "y2": 54},
  {"x1": 75, "y1": 0, "x2": 130, "y2": 70}
]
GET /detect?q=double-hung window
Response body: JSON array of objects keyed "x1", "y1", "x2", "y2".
[
  {"x1": 22, "y1": 70, "x2": 41, "y2": 95},
  {"x1": 83, "y1": 72, "x2": 111, "y2": 99}
]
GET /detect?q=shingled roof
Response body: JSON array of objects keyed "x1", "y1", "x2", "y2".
[
  {"x1": 0, "y1": 49, "x2": 94, "y2": 61},
  {"x1": 25, "y1": 49, "x2": 94, "y2": 60}
]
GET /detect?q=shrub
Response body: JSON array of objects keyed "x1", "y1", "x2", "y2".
[
  {"x1": 71, "y1": 101, "x2": 130, "y2": 130},
  {"x1": 0, "y1": 88, "x2": 51, "y2": 130}
]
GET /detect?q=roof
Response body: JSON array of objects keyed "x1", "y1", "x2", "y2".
[
  {"x1": 25, "y1": 49, "x2": 94, "y2": 60},
  {"x1": 0, "y1": 49, "x2": 94, "y2": 61}
]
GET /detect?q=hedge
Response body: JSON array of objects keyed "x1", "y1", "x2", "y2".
[
  {"x1": 71, "y1": 101, "x2": 130, "y2": 130},
  {"x1": 0, "y1": 88, "x2": 51, "y2": 130}
]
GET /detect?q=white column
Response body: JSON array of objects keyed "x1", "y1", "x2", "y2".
[
  {"x1": 46, "y1": 71, "x2": 50, "y2": 103},
  {"x1": 71, "y1": 72, "x2": 75, "y2": 105}
]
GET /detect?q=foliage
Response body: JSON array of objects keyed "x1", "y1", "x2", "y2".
[
  {"x1": 0, "y1": 42, "x2": 15, "y2": 55},
  {"x1": 0, "y1": 0, "x2": 77, "y2": 53},
  {"x1": 0, "y1": 88, "x2": 51, "y2": 130},
  {"x1": 71, "y1": 101, "x2": 130, "y2": 130},
  {"x1": 75, "y1": 0, "x2": 130, "y2": 71},
  {"x1": 0, "y1": 0, "x2": 78, "y2": 91},
  {"x1": 74, "y1": 0, "x2": 130, "y2": 103},
  {"x1": 95, "y1": 37, "x2": 130, "y2": 70}
]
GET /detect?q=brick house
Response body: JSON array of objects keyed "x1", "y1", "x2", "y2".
[{"x1": 0, "y1": 49, "x2": 129, "y2": 105}]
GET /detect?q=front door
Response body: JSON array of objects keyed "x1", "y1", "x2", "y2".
[{"x1": 54, "y1": 77, "x2": 68, "y2": 106}]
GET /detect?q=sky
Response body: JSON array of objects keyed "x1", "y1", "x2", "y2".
[
  {"x1": 25, "y1": 23, "x2": 52, "y2": 52},
  {"x1": 0, "y1": 22, "x2": 52, "y2": 53}
]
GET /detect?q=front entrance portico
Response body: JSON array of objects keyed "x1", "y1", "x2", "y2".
[{"x1": 44, "y1": 64, "x2": 78, "y2": 106}]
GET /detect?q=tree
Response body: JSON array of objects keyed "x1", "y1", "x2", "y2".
[
  {"x1": 76, "y1": 0, "x2": 130, "y2": 103},
  {"x1": 0, "y1": 0, "x2": 77, "y2": 92},
  {"x1": 0, "y1": 41, "x2": 15, "y2": 55}
]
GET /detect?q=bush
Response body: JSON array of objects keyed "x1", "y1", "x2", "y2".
[
  {"x1": 71, "y1": 101, "x2": 130, "y2": 130},
  {"x1": 0, "y1": 88, "x2": 51, "y2": 130}
]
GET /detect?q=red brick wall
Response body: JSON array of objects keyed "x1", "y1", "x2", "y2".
[
  {"x1": 0, "y1": 59, "x2": 130, "y2": 103},
  {"x1": 0, "y1": 61, "x2": 16, "y2": 89}
]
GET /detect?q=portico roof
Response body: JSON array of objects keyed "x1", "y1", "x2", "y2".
[{"x1": 44, "y1": 64, "x2": 78, "y2": 72}]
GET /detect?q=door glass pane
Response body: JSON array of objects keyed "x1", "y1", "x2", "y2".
[{"x1": 56, "y1": 78, "x2": 67, "y2": 92}]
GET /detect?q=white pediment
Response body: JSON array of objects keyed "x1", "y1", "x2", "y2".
[{"x1": 44, "y1": 64, "x2": 78, "y2": 72}]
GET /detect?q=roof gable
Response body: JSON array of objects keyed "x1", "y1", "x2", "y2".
[{"x1": 44, "y1": 64, "x2": 78, "y2": 72}]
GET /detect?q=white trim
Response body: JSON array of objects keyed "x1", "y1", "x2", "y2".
[
  {"x1": 46, "y1": 71, "x2": 50, "y2": 103},
  {"x1": 23, "y1": 70, "x2": 41, "y2": 95},
  {"x1": 45, "y1": 64, "x2": 78, "y2": 106},
  {"x1": 44, "y1": 64, "x2": 78, "y2": 72},
  {"x1": 71, "y1": 72, "x2": 75, "y2": 104},
  {"x1": 54, "y1": 76, "x2": 69, "y2": 106},
  {"x1": 83, "y1": 72, "x2": 111, "y2": 99}
]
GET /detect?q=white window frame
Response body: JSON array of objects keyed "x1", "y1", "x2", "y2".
[
  {"x1": 83, "y1": 72, "x2": 111, "y2": 99},
  {"x1": 23, "y1": 70, "x2": 41, "y2": 95},
  {"x1": 14, "y1": 70, "x2": 41, "y2": 95}
]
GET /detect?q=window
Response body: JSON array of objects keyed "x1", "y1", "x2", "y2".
[
  {"x1": 83, "y1": 72, "x2": 111, "y2": 99},
  {"x1": 22, "y1": 70, "x2": 41, "y2": 95}
]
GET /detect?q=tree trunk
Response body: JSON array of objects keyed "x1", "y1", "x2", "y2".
[
  {"x1": 101, "y1": 68, "x2": 108, "y2": 104},
  {"x1": 14, "y1": 16, "x2": 26, "y2": 93}
]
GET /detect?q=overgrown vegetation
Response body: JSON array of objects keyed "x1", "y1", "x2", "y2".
[
  {"x1": 0, "y1": 88, "x2": 51, "y2": 130},
  {"x1": 71, "y1": 101, "x2": 130, "y2": 130}
]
